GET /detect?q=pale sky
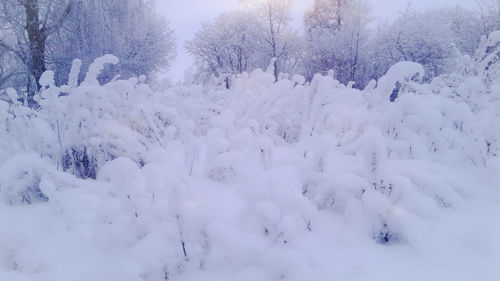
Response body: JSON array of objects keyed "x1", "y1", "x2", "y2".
[{"x1": 155, "y1": 0, "x2": 479, "y2": 82}]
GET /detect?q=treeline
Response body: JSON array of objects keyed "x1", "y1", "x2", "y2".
[
  {"x1": 0, "y1": 0, "x2": 499, "y2": 104},
  {"x1": 0, "y1": 0, "x2": 175, "y2": 107},
  {"x1": 186, "y1": 0, "x2": 500, "y2": 88}
]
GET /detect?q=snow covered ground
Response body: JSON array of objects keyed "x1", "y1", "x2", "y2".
[{"x1": 0, "y1": 32, "x2": 499, "y2": 281}]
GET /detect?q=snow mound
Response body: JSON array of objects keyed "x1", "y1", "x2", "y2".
[
  {"x1": 0, "y1": 154, "x2": 50, "y2": 205},
  {"x1": 376, "y1": 61, "x2": 425, "y2": 102}
]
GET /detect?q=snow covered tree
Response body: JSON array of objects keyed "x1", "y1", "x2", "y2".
[
  {"x1": 0, "y1": 0, "x2": 73, "y2": 107},
  {"x1": 369, "y1": 7, "x2": 482, "y2": 81},
  {"x1": 47, "y1": 0, "x2": 176, "y2": 85},
  {"x1": 304, "y1": 0, "x2": 372, "y2": 86},
  {"x1": 187, "y1": 3, "x2": 302, "y2": 86},
  {"x1": 304, "y1": 0, "x2": 348, "y2": 31},
  {"x1": 253, "y1": 0, "x2": 300, "y2": 81},
  {"x1": 0, "y1": 0, "x2": 175, "y2": 97},
  {"x1": 186, "y1": 11, "x2": 265, "y2": 87},
  {"x1": 476, "y1": 0, "x2": 500, "y2": 36}
]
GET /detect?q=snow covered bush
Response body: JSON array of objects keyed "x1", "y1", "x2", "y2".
[
  {"x1": 0, "y1": 154, "x2": 50, "y2": 205},
  {"x1": 0, "y1": 31, "x2": 499, "y2": 281}
]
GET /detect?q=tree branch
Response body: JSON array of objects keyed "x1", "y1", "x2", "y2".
[{"x1": 45, "y1": 1, "x2": 72, "y2": 36}]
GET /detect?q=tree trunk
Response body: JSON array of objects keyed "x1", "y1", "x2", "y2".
[
  {"x1": 24, "y1": 0, "x2": 46, "y2": 107},
  {"x1": 337, "y1": 0, "x2": 342, "y2": 26}
]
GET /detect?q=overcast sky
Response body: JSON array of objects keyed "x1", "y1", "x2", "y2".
[{"x1": 155, "y1": 0, "x2": 479, "y2": 81}]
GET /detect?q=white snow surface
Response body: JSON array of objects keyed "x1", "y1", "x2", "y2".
[{"x1": 0, "y1": 32, "x2": 500, "y2": 281}]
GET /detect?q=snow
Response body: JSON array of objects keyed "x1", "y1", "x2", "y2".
[
  {"x1": 68, "y1": 59, "x2": 83, "y2": 88},
  {"x1": 1, "y1": 32, "x2": 500, "y2": 281},
  {"x1": 5, "y1": 88, "x2": 18, "y2": 104},
  {"x1": 39, "y1": 71, "x2": 55, "y2": 88},
  {"x1": 83, "y1": 54, "x2": 120, "y2": 86},
  {"x1": 98, "y1": 157, "x2": 146, "y2": 197},
  {"x1": 484, "y1": 30, "x2": 500, "y2": 47}
]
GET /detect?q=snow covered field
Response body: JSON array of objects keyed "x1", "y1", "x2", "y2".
[{"x1": 0, "y1": 32, "x2": 499, "y2": 281}]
